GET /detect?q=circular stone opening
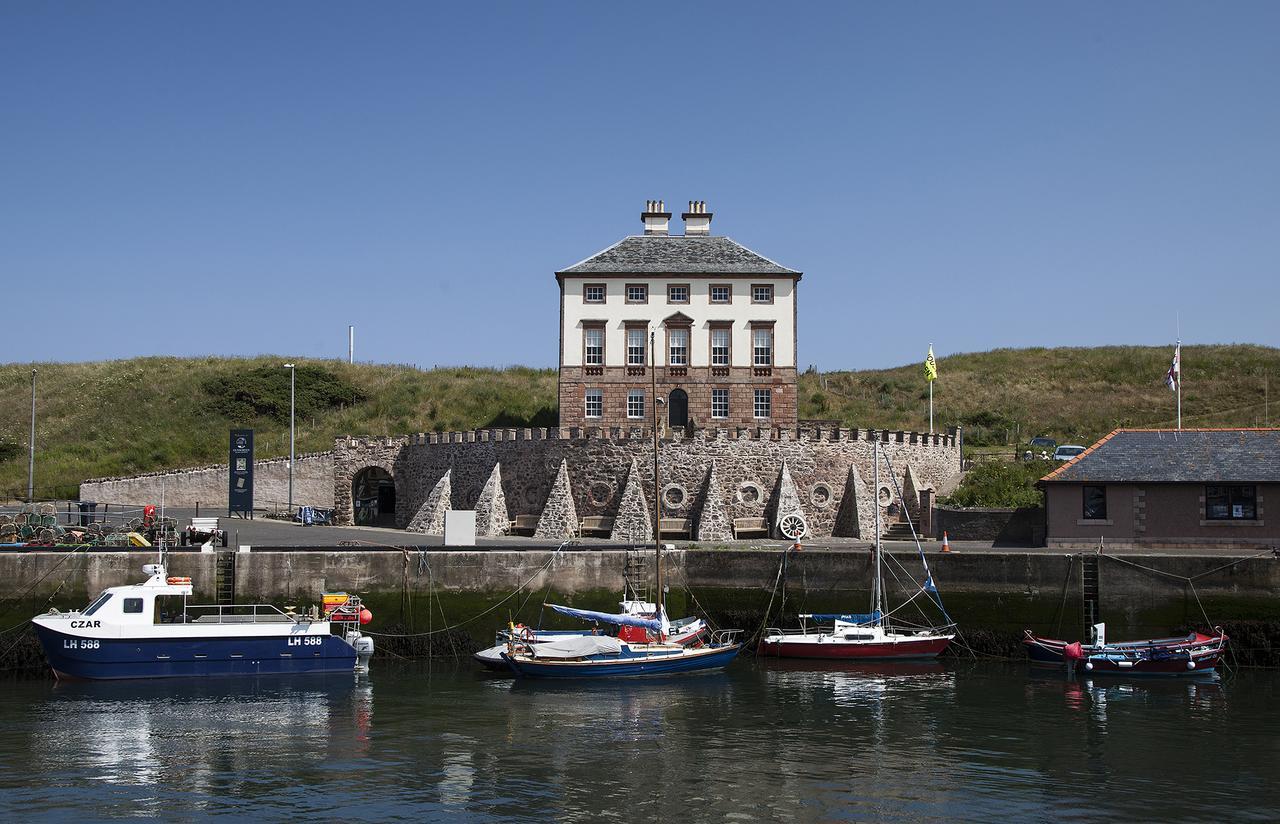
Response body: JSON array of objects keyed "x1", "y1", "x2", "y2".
[
  {"x1": 877, "y1": 485, "x2": 893, "y2": 507},
  {"x1": 663, "y1": 484, "x2": 687, "y2": 509},
  {"x1": 810, "y1": 483, "x2": 833, "y2": 508},
  {"x1": 736, "y1": 482, "x2": 764, "y2": 506},
  {"x1": 588, "y1": 482, "x2": 615, "y2": 508}
]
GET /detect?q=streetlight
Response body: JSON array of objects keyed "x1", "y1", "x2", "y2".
[
  {"x1": 283, "y1": 363, "x2": 296, "y2": 515},
  {"x1": 28, "y1": 368, "x2": 36, "y2": 502}
]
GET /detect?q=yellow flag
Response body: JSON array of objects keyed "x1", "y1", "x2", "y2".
[{"x1": 924, "y1": 345, "x2": 937, "y2": 382}]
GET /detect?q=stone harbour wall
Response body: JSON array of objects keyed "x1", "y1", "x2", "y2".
[
  {"x1": 332, "y1": 426, "x2": 963, "y2": 539},
  {"x1": 79, "y1": 453, "x2": 336, "y2": 509}
]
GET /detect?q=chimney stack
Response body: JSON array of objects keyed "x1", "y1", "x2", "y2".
[
  {"x1": 641, "y1": 199, "x2": 671, "y2": 235},
  {"x1": 682, "y1": 200, "x2": 713, "y2": 235}
]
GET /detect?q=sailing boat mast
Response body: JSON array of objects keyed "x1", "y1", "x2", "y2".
[
  {"x1": 872, "y1": 438, "x2": 882, "y2": 618},
  {"x1": 649, "y1": 330, "x2": 663, "y2": 624}
]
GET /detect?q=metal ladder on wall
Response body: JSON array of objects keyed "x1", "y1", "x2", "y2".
[
  {"x1": 1080, "y1": 553, "x2": 1100, "y2": 639},
  {"x1": 623, "y1": 548, "x2": 650, "y2": 604},
  {"x1": 215, "y1": 550, "x2": 236, "y2": 605}
]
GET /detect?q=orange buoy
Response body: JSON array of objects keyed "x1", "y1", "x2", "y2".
[{"x1": 359, "y1": 608, "x2": 373, "y2": 625}]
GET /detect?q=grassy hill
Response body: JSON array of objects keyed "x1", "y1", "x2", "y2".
[{"x1": 1, "y1": 345, "x2": 1277, "y2": 499}]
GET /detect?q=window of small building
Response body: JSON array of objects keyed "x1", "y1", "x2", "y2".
[
  {"x1": 584, "y1": 284, "x2": 606, "y2": 303},
  {"x1": 751, "y1": 284, "x2": 774, "y2": 304},
  {"x1": 1206, "y1": 485, "x2": 1257, "y2": 520},
  {"x1": 625, "y1": 284, "x2": 648, "y2": 304},
  {"x1": 123, "y1": 597, "x2": 144, "y2": 614},
  {"x1": 710, "y1": 284, "x2": 732, "y2": 304},
  {"x1": 627, "y1": 390, "x2": 645, "y2": 419},
  {"x1": 667, "y1": 284, "x2": 689, "y2": 304},
  {"x1": 584, "y1": 389, "x2": 603, "y2": 419},
  {"x1": 1082, "y1": 485, "x2": 1107, "y2": 520}
]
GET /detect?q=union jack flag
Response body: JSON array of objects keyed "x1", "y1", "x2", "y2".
[{"x1": 1166, "y1": 343, "x2": 1180, "y2": 391}]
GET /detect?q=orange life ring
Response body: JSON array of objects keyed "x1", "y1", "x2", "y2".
[{"x1": 166, "y1": 576, "x2": 191, "y2": 585}]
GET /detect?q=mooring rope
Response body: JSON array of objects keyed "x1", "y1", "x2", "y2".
[{"x1": 359, "y1": 541, "x2": 567, "y2": 639}]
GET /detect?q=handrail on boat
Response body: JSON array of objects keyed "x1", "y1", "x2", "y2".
[
  {"x1": 182, "y1": 602, "x2": 304, "y2": 625},
  {"x1": 712, "y1": 629, "x2": 744, "y2": 645}
]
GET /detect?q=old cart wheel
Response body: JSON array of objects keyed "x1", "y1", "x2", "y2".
[{"x1": 777, "y1": 513, "x2": 809, "y2": 541}]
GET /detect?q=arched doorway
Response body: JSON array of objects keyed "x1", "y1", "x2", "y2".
[
  {"x1": 352, "y1": 467, "x2": 396, "y2": 527},
  {"x1": 668, "y1": 388, "x2": 689, "y2": 428}
]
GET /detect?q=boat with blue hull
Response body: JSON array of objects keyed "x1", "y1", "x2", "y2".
[
  {"x1": 499, "y1": 604, "x2": 743, "y2": 678},
  {"x1": 31, "y1": 564, "x2": 374, "y2": 680},
  {"x1": 501, "y1": 636, "x2": 742, "y2": 679}
]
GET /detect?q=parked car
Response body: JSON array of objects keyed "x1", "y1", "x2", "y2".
[
  {"x1": 1022, "y1": 436, "x2": 1057, "y2": 460},
  {"x1": 1053, "y1": 444, "x2": 1087, "y2": 461}
]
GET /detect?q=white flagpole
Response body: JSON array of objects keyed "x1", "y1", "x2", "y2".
[{"x1": 1176, "y1": 340, "x2": 1182, "y2": 431}]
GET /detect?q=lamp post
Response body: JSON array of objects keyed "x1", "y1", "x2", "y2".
[
  {"x1": 28, "y1": 368, "x2": 36, "y2": 502},
  {"x1": 283, "y1": 363, "x2": 296, "y2": 514}
]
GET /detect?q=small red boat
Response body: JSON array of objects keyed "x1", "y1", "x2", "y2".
[{"x1": 759, "y1": 615, "x2": 953, "y2": 660}]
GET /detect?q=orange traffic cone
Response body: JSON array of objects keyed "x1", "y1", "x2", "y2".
[{"x1": 941, "y1": 532, "x2": 952, "y2": 553}]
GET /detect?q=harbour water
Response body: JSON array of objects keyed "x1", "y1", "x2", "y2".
[{"x1": 0, "y1": 661, "x2": 1276, "y2": 821}]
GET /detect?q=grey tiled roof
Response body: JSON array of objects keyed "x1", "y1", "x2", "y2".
[
  {"x1": 558, "y1": 235, "x2": 800, "y2": 276},
  {"x1": 1042, "y1": 429, "x2": 1280, "y2": 483}
]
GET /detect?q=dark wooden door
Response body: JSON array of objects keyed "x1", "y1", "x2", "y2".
[{"x1": 668, "y1": 389, "x2": 689, "y2": 428}]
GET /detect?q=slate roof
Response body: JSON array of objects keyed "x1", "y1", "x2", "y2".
[
  {"x1": 1041, "y1": 429, "x2": 1280, "y2": 484},
  {"x1": 557, "y1": 235, "x2": 800, "y2": 276}
]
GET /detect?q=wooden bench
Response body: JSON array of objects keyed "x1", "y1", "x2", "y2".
[
  {"x1": 509, "y1": 515, "x2": 540, "y2": 536},
  {"x1": 579, "y1": 516, "x2": 615, "y2": 537},
  {"x1": 659, "y1": 517, "x2": 692, "y2": 539},
  {"x1": 732, "y1": 517, "x2": 769, "y2": 539}
]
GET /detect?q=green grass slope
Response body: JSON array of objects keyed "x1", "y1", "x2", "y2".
[{"x1": 0, "y1": 345, "x2": 1276, "y2": 499}]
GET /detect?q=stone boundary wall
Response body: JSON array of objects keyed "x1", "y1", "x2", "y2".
[
  {"x1": 333, "y1": 425, "x2": 962, "y2": 539},
  {"x1": 934, "y1": 505, "x2": 1046, "y2": 546},
  {"x1": 79, "y1": 453, "x2": 335, "y2": 508}
]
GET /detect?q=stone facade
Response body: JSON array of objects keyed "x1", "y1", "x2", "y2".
[
  {"x1": 332, "y1": 425, "x2": 962, "y2": 539},
  {"x1": 80, "y1": 453, "x2": 335, "y2": 509},
  {"x1": 557, "y1": 366, "x2": 799, "y2": 431}
]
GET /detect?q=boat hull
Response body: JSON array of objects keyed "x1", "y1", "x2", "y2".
[
  {"x1": 34, "y1": 624, "x2": 357, "y2": 680},
  {"x1": 502, "y1": 643, "x2": 742, "y2": 679},
  {"x1": 758, "y1": 635, "x2": 952, "y2": 660},
  {"x1": 1080, "y1": 651, "x2": 1224, "y2": 677},
  {"x1": 1023, "y1": 632, "x2": 1221, "y2": 667}
]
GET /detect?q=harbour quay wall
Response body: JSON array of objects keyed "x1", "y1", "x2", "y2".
[
  {"x1": 334, "y1": 426, "x2": 963, "y2": 539},
  {"x1": 2, "y1": 549, "x2": 1277, "y2": 664},
  {"x1": 78, "y1": 453, "x2": 335, "y2": 509}
]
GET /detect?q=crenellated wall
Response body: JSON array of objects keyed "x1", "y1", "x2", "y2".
[
  {"x1": 332, "y1": 426, "x2": 963, "y2": 539},
  {"x1": 79, "y1": 453, "x2": 335, "y2": 509}
]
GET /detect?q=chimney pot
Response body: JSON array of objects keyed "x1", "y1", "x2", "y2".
[
  {"x1": 641, "y1": 198, "x2": 672, "y2": 235},
  {"x1": 681, "y1": 199, "x2": 714, "y2": 235}
]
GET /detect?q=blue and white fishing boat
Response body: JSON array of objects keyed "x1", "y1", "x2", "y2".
[
  {"x1": 500, "y1": 604, "x2": 742, "y2": 678},
  {"x1": 31, "y1": 564, "x2": 375, "y2": 680}
]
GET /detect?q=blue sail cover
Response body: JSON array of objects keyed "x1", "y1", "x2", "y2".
[
  {"x1": 550, "y1": 604, "x2": 662, "y2": 632},
  {"x1": 802, "y1": 611, "x2": 882, "y2": 625}
]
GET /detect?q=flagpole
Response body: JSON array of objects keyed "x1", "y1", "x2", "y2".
[
  {"x1": 1176, "y1": 340, "x2": 1182, "y2": 431},
  {"x1": 927, "y1": 342, "x2": 934, "y2": 434}
]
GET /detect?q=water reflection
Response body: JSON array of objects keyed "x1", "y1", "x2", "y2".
[{"x1": 0, "y1": 664, "x2": 1275, "y2": 821}]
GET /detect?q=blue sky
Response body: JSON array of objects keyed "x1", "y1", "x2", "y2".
[{"x1": 3, "y1": 2, "x2": 1277, "y2": 370}]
